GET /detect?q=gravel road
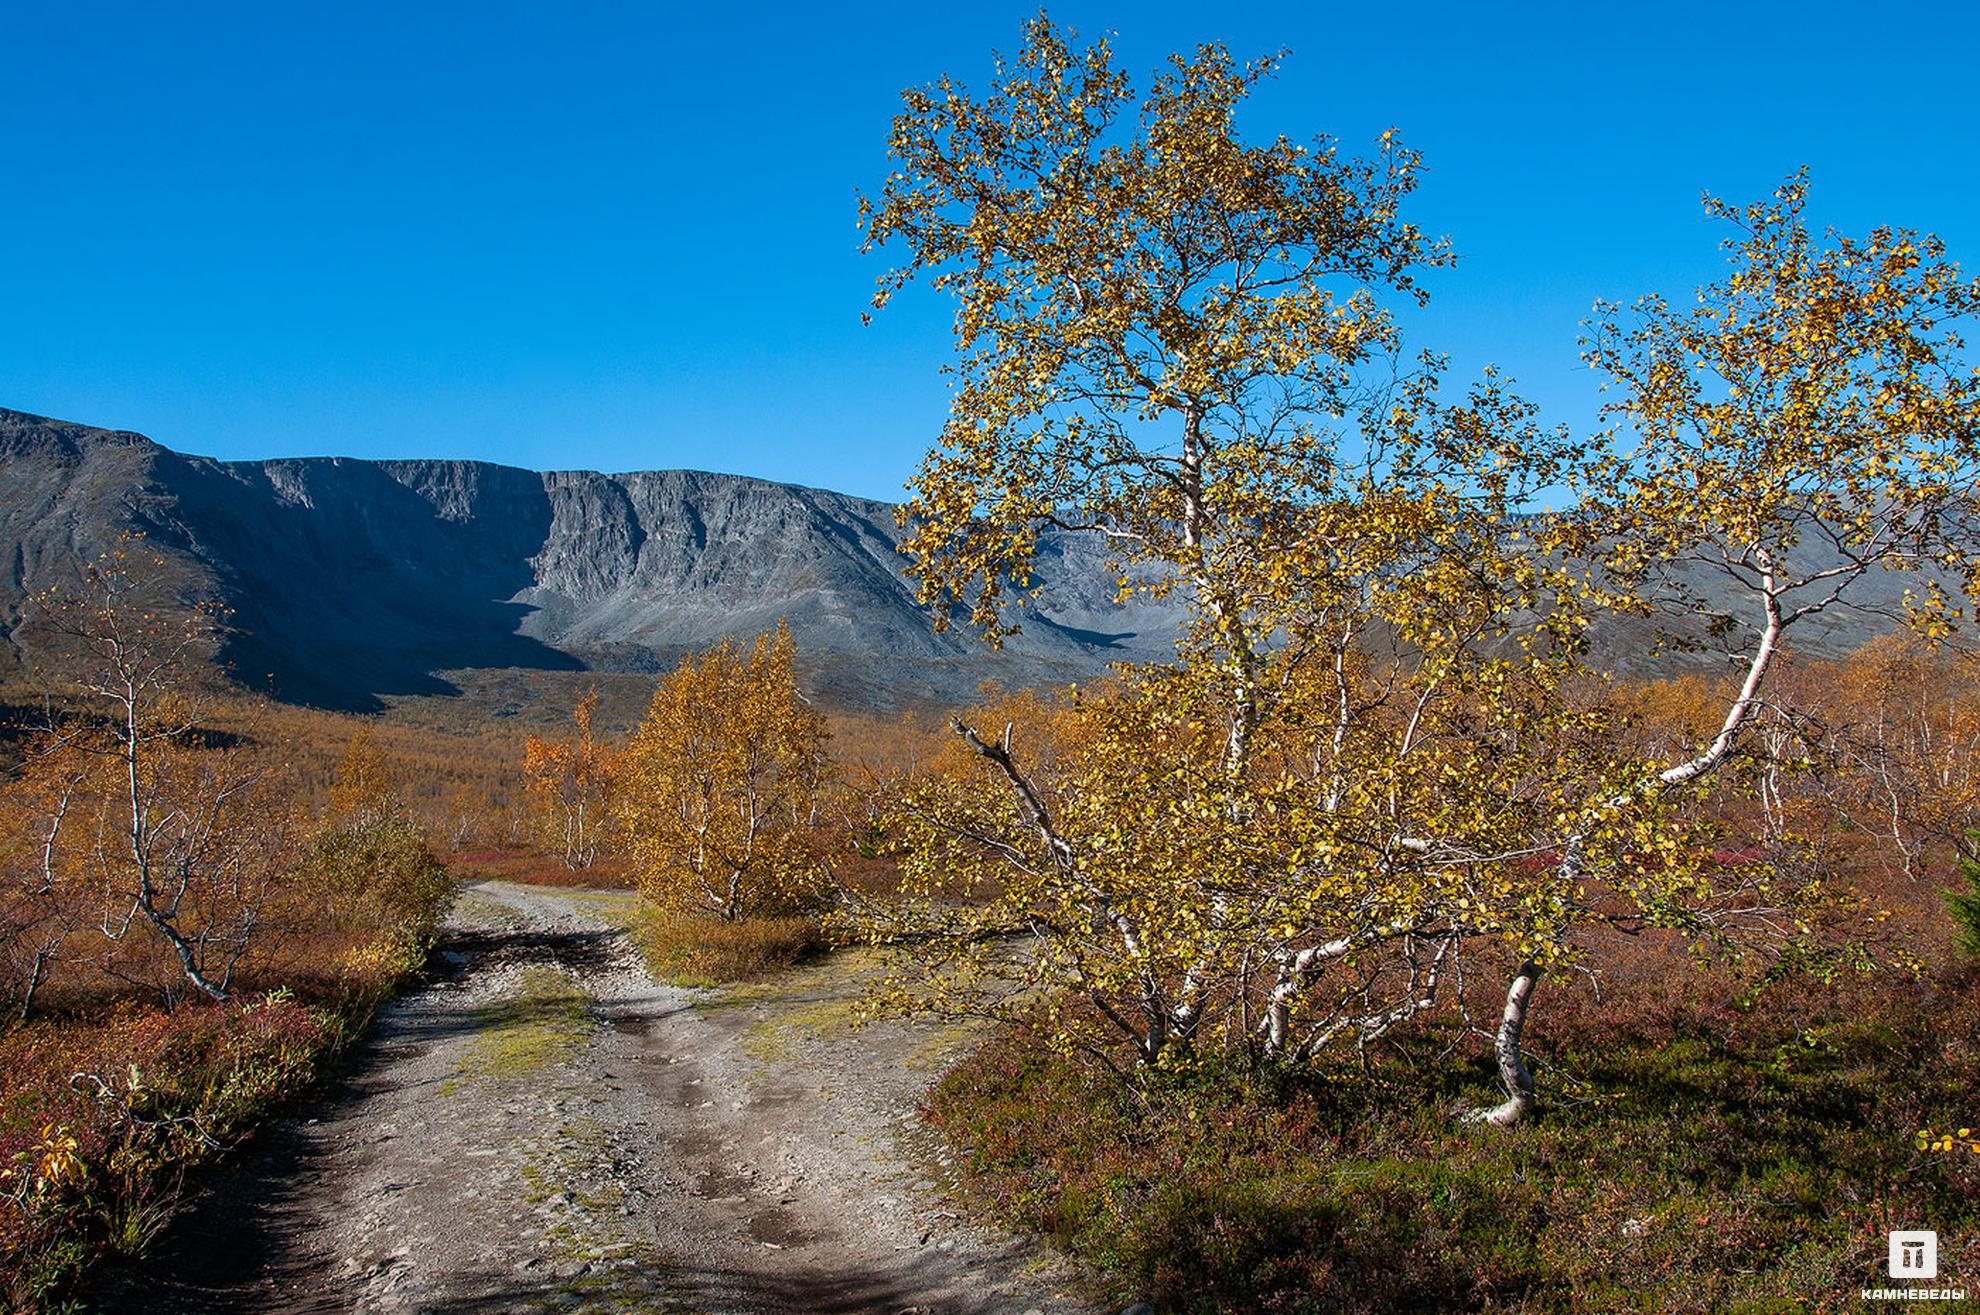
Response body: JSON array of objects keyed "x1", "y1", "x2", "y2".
[{"x1": 102, "y1": 881, "x2": 1104, "y2": 1315}]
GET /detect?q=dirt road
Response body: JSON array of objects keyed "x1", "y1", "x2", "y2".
[{"x1": 104, "y1": 882, "x2": 1103, "y2": 1315}]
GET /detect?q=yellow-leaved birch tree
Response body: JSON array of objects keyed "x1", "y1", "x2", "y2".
[
  {"x1": 858, "y1": 16, "x2": 1630, "y2": 1077},
  {"x1": 621, "y1": 625, "x2": 829, "y2": 922},
  {"x1": 522, "y1": 687, "x2": 621, "y2": 870},
  {"x1": 857, "y1": 22, "x2": 1965, "y2": 1125},
  {"x1": 1449, "y1": 175, "x2": 1980, "y2": 1125}
]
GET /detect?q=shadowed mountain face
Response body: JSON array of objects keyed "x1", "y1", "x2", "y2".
[
  {"x1": 1, "y1": 406, "x2": 1920, "y2": 714},
  {"x1": 0, "y1": 408, "x2": 1186, "y2": 712}
]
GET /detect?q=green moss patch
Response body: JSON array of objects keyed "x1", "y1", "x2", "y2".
[{"x1": 449, "y1": 966, "x2": 593, "y2": 1087}]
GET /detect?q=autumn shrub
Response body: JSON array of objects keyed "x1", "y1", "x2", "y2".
[
  {"x1": 634, "y1": 906, "x2": 825, "y2": 987},
  {"x1": 0, "y1": 997, "x2": 332, "y2": 1310},
  {"x1": 0, "y1": 862, "x2": 449, "y2": 1310},
  {"x1": 0, "y1": 762, "x2": 459, "y2": 1306},
  {"x1": 926, "y1": 960, "x2": 1980, "y2": 1314},
  {"x1": 288, "y1": 815, "x2": 455, "y2": 1002},
  {"x1": 621, "y1": 624, "x2": 834, "y2": 923}
]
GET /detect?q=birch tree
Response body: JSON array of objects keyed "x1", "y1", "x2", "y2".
[
  {"x1": 621, "y1": 625, "x2": 828, "y2": 921},
  {"x1": 860, "y1": 23, "x2": 1971, "y2": 1118},
  {"x1": 26, "y1": 546, "x2": 291, "y2": 1005},
  {"x1": 522, "y1": 687, "x2": 621, "y2": 870},
  {"x1": 0, "y1": 741, "x2": 87, "y2": 1022},
  {"x1": 858, "y1": 16, "x2": 1623, "y2": 1072},
  {"x1": 1462, "y1": 176, "x2": 1980, "y2": 1125}
]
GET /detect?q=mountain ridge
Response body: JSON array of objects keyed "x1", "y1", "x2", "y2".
[
  {"x1": 0, "y1": 406, "x2": 1184, "y2": 712},
  {"x1": 1, "y1": 405, "x2": 1919, "y2": 717}
]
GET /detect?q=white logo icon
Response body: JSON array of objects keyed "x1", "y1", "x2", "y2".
[{"x1": 1890, "y1": 1230, "x2": 1939, "y2": 1280}]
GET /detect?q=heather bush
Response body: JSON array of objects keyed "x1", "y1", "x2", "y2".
[
  {"x1": 926, "y1": 961, "x2": 1980, "y2": 1314},
  {"x1": 0, "y1": 997, "x2": 331, "y2": 1309}
]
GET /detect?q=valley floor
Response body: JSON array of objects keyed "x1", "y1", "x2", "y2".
[{"x1": 97, "y1": 882, "x2": 1096, "y2": 1315}]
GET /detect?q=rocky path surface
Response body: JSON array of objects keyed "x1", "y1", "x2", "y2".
[{"x1": 106, "y1": 882, "x2": 1103, "y2": 1315}]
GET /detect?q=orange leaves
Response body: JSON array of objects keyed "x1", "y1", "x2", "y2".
[
  {"x1": 520, "y1": 687, "x2": 622, "y2": 871},
  {"x1": 620, "y1": 624, "x2": 830, "y2": 922}
]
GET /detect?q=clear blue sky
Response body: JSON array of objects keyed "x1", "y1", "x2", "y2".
[{"x1": 3, "y1": 2, "x2": 1976, "y2": 500}]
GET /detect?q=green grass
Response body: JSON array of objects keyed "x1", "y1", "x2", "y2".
[
  {"x1": 447, "y1": 966, "x2": 593, "y2": 1088},
  {"x1": 735, "y1": 996, "x2": 870, "y2": 1063},
  {"x1": 925, "y1": 967, "x2": 1980, "y2": 1314}
]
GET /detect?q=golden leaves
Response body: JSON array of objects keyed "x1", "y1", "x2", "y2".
[
  {"x1": 521, "y1": 687, "x2": 621, "y2": 871},
  {"x1": 620, "y1": 624, "x2": 829, "y2": 921},
  {"x1": 855, "y1": 27, "x2": 1966, "y2": 1083},
  {"x1": 1584, "y1": 173, "x2": 1980, "y2": 637},
  {"x1": 1916, "y1": 1127, "x2": 1980, "y2": 1155}
]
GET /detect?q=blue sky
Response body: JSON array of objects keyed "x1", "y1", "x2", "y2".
[{"x1": 3, "y1": 2, "x2": 1976, "y2": 500}]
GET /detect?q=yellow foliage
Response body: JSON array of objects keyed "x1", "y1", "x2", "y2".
[
  {"x1": 521, "y1": 687, "x2": 622, "y2": 870},
  {"x1": 852, "y1": 22, "x2": 1977, "y2": 1097},
  {"x1": 326, "y1": 728, "x2": 399, "y2": 830},
  {"x1": 620, "y1": 624, "x2": 830, "y2": 922}
]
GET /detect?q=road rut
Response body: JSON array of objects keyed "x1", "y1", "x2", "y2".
[{"x1": 104, "y1": 881, "x2": 1099, "y2": 1315}]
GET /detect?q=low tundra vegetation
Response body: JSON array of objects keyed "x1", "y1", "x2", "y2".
[
  {"x1": 634, "y1": 907, "x2": 825, "y2": 988},
  {"x1": 928, "y1": 954, "x2": 1980, "y2": 1314},
  {"x1": 0, "y1": 549, "x2": 458, "y2": 1308}
]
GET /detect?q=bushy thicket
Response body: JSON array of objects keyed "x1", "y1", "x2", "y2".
[
  {"x1": 291, "y1": 815, "x2": 456, "y2": 997},
  {"x1": 0, "y1": 998, "x2": 330, "y2": 1311}
]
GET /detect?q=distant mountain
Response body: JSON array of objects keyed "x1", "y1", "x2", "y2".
[
  {"x1": 2, "y1": 407, "x2": 1922, "y2": 716},
  {"x1": 0, "y1": 407, "x2": 1186, "y2": 712}
]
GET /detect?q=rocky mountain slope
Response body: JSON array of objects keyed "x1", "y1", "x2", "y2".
[
  {"x1": 2, "y1": 405, "x2": 1922, "y2": 716},
  {"x1": 0, "y1": 407, "x2": 1184, "y2": 711}
]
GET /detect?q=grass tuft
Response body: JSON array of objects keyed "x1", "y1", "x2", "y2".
[
  {"x1": 449, "y1": 966, "x2": 593, "y2": 1086},
  {"x1": 633, "y1": 908, "x2": 824, "y2": 987}
]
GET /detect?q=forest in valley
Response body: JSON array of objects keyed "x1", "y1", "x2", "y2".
[{"x1": 5, "y1": 13, "x2": 1980, "y2": 1315}]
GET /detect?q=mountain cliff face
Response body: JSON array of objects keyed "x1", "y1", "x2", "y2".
[
  {"x1": 1, "y1": 406, "x2": 1919, "y2": 715},
  {"x1": 0, "y1": 407, "x2": 1185, "y2": 711}
]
